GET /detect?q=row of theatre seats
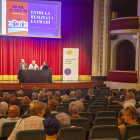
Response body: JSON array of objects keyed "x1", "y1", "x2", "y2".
[{"x1": 1, "y1": 88, "x2": 140, "y2": 140}]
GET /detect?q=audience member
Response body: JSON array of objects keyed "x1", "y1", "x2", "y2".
[
  {"x1": 46, "y1": 91, "x2": 52, "y2": 98},
  {"x1": 64, "y1": 89, "x2": 70, "y2": 97},
  {"x1": 84, "y1": 94, "x2": 90, "y2": 100},
  {"x1": 32, "y1": 87, "x2": 38, "y2": 96},
  {"x1": 0, "y1": 102, "x2": 8, "y2": 115},
  {"x1": 76, "y1": 100, "x2": 84, "y2": 112},
  {"x1": 120, "y1": 89, "x2": 128, "y2": 100},
  {"x1": 39, "y1": 92, "x2": 45, "y2": 101},
  {"x1": 131, "y1": 88, "x2": 137, "y2": 94},
  {"x1": 18, "y1": 91, "x2": 24, "y2": 100},
  {"x1": 43, "y1": 88, "x2": 48, "y2": 95},
  {"x1": 48, "y1": 94, "x2": 55, "y2": 101},
  {"x1": 88, "y1": 88, "x2": 94, "y2": 99},
  {"x1": 25, "y1": 91, "x2": 32, "y2": 99},
  {"x1": 10, "y1": 97, "x2": 19, "y2": 106},
  {"x1": 69, "y1": 102, "x2": 81, "y2": 118},
  {"x1": 0, "y1": 105, "x2": 20, "y2": 136},
  {"x1": 48, "y1": 100, "x2": 59, "y2": 113},
  {"x1": 8, "y1": 101, "x2": 46, "y2": 140},
  {"x1": 55, "y1": 91, "x2": 60, "y2": 99},
  {"x1": 32, "y1": 94, "x2": 38, "y2": 100},
  {"x1": 56, "y1": 113, "x2": 70, "y2": 128},
  {"x1": 43, "y1": 106, "x2": 51, "y2": 118},
  {"x1": 59, "y1": 88, "x2": 64, "y2": 94},
  {"x1": 43, "y1": 115, "x2": 60, "y2": 140},
  {"x1": 70, "y1": 87, "x2": 75, "y2": 92},
  {"x1": 61, "y1": 95, "x2": 69, "y2": 103},
  {"x1": 9, "y1": 94, "x2": 15, "y2": 100},
  {"x1": 76, "y1": 90, "x2": 81, "y2": 97},
  {"x1": 118, "y1": 106, "x2": 138, "y2": 135},
  {"x1": 22, "y1": 96, "x2": 31, "y2": 105},
  {"x1": 2, "y1": 96, "x2": 10, "y2": 104},
  {"x1": 69, "y1": 92, "x2": 76, "y2": 100},
  {"x1": 113, "y1": 92, "x2": 136, "y2": 108},
  {"x1": 3, "y1": 92, "x2": 9, "y2": 97},
  {"x1": 107, "y1": 90, "x2": 118, "y2": 101}
]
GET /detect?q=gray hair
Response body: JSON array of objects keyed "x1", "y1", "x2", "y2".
[
  {"x1": 32, "y1": 87, "x2": 38, "y2": 93},
  {"x1": 0, "y1": 101, "x2": 8, "y2": 114},
  {"x1": 32, "y1": 94, "x2": 38, "y2": 100},
  {"x1": 70, "y1": 92, "x2": 75, "y2": 99},
  {"x1": 126, "y1": 92, "x2": 134, "y2": 99},
  {"x1": 62, "y1": 95, "x2": 69, "y2": 102},
  {"x1": 69, "y1": 101, "x2": 79, "y2": 114},
  {"x1": 76, "y1": 90, "x2": 81, "y2": 96},
  {"x1": 3, "y1": 92, "x2": 9, "y2": 97},
  {"x1": 56, "y1": 113, "x2": 70, "y2": 128}
]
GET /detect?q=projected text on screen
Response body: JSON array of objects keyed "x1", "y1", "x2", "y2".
[{"x1": 1, "y1": 0, "x2": 61, "y2": 38}]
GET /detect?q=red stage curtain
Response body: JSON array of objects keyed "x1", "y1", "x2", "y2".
[{"x1": 0, "y1": 2, "x2": 93, "y2": 76}]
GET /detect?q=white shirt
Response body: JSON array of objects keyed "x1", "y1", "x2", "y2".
[
  {"x1": 29, "y1": 64, "x2": 39, "y2": 70},
  {"x1": 123, "y1": 99, "x2": 136, "y2": 108},
  {"x1": 8, "y1": 116, "x2": 44, "y2": 140},
  {"x1": 0, "y1": 117, "x2": 20, "y2": 136}
]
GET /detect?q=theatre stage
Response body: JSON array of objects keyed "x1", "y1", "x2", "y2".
[{"x1": 0, "y1": 81, "x2": 103, "y2": 90}]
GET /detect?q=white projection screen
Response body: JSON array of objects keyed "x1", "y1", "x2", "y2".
[{"x1": 0, "y1": 0, "x2": 61, "y2": 38}]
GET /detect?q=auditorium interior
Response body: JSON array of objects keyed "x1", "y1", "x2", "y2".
[{"x1": 0, "y1": 0, "x2": 140, "y2": 140}]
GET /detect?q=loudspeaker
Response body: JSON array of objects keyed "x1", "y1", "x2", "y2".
[
  {"x1": 110, "y1": 0, "x2": 125, "y2": 12},
  {"x1": 110, "y1": 35, "x2": 117, "y2": 40}
]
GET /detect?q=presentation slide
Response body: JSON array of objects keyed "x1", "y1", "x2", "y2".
[{"x1": 1, "y1": 0, "x2": 61, "y2": 38}]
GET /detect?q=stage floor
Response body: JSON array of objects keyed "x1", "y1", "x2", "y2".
[{"x1": 0, "y1": 80, "x2": 103, "y2": 90}]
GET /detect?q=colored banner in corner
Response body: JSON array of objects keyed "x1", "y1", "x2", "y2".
[{"x1": 63, "y1": 48, "x2": 79, "y2": 80}]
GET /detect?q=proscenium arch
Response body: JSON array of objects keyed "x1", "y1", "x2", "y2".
[{"x1": 113, "y1": 38, "x2": 136, "y2": 70}]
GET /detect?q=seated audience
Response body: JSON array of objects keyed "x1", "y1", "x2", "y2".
[
  {"x1": 18, "y1": 91, "x2": 24, "y2": 100},
  {"x1": 43, "y1": 88, "x2": 48, "y2": 95},
  {"x1": 61, "y1": 95, "x2": 69, "y2": 103},
  {"x1": 120, "y1": 89, "x2": 128, "y2": 100},
  {"x1": 32, "y1": 94, "x2": 38, "y2": 100},
  {"x1": 84, "y1": 94, "x2": 90, "y2": 101},
  {"x1": 113, "y1": 92, "x2": 136, "y2": 108},
  {"x1": 56, "y1": 113, "x2": 70, "y2": 128},
  {"x1": 69, "y1": 102, "x2": 81, "y2": 118},
  {"x1": 55, "y1": 91, "x2": 60, "y2": 99},
  {"x1": 39, "y1": 92, "x2": 45, "y2": 101},
  {"x1": 2, "y1": 96, "x2": 10, "y2": 104},
  {"x1": 8, "y1": 100, "x2": 46, "y2": 140},
  {"x1": 0, "y1": 105, "x2": 20, "y2": 135},
  {"x1": 69, "y1": 92, "x2": 76, "y2": 100},
  {"x1": 25, "y1": 91, "x2": 32, "y2": 99},
  {"x1": 48, "y1": 94, "x2": 55, "y2": 101},
  {"x1": 3, "y1": 92, "x2": 9, "y2": 97},
  {"x1": 118, "y1": 106, "x2": 138, "y2": 135},
  {"x1": 107, "y1": 90, "x2": 118, "y2": 101},
  {"x1": 76, "y1": 100, "x2": 84, "y2": 112},
  {"x1": 9, "y1": 94, "x2": 15, "y2": 100},
  {"x1": 59, "y1": 88, "x2": 64, "y2": 94},
  {"x1": 88, "y1": 88, "x2": 94, "y2": 99},
  {"x1": 43, "y1": 106, "x2": 51, "y2": 118},
  {"x1": 46, "y1": 91, "x2": 52, "y2": 98},
  {"x1": 10, "y1": 97, "x2": 19, "y2": 106},
  {"x1": 22, "y1": 96, "x2": 31, "y2": 105},
  {"x1": 131, "y1": 88, "x2": 137, "y2": 94},
  {"x1": 43, "y1": 115, "x2": 60, "y2": 140},
  {"x1": 32, "y1": 87, "x2": 38, "y2": 96},
  {"x1": 76, "y1": 90, "x2": 81, "y2": 97},
  {"x1": 0, "y1": 102, "x2": 8, "y2": 115},
  {"x1": 70, "y1": 86, "x2": 75, "y2": 92},
  {"x1": 48, "y1": 99, "x2": 59, "y2": 113},
  {"x1": 65, "y1": 89, "x2": 70, "y2": 97}
]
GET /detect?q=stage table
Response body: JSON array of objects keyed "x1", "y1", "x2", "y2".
[{"x1": 18, "y1": 70, "x2": 52, "y2": 83}]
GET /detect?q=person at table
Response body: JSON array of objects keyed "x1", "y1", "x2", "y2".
[
  {"x1": 19, "y1": 59, "x2": 28, "y2": 70},
  {"x1": 29, "y1": 60, "x2": 39, "y2": 70},
  {"x1": 40, "y1": 61, "x2": 48, "y2": 70}
]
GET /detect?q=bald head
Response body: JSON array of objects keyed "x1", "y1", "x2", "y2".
[
  {"x1": 8, "y1": 105, "x2": 20, "y2": 118},
  {"x1": 32, "y1": 61, "x2": 35, "y2": 65},
  {"x1": 125, "y1": 92, "x2": 134, "y2": 101}
]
